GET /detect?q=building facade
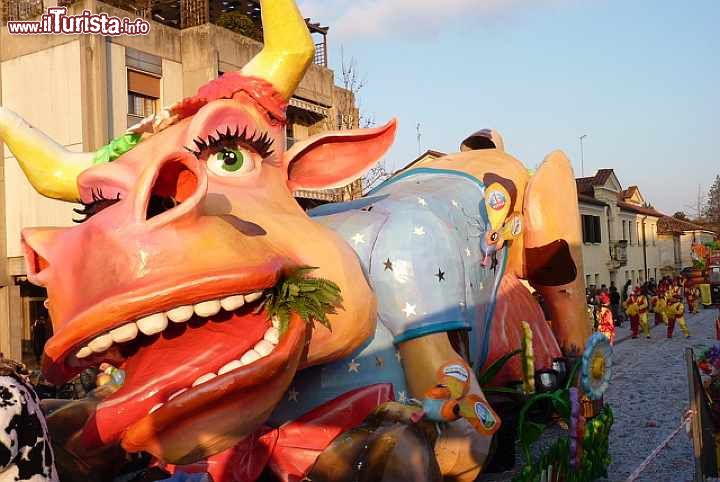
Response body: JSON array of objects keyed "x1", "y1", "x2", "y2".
[
  {"x1": 577, "y1": 169, "x2": 717, "y2": 291},
  {"x1": 0, "y1": 0, "x2": 359, "y2": 363}
]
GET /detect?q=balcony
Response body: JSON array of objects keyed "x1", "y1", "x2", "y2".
[{"x1": 607, "y1": 240, "x2": 628, "y2": 270}]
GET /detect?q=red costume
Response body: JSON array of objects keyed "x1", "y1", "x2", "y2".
[
  {"x1": 596, "y1": 292, "x2": 615, "y2": 345},
  {"x1": 685, "y1": 284, "x2": 696, "y2": 314},
  {"x1": 624, "y1": 291, "x2": 640, "y2": 339}
]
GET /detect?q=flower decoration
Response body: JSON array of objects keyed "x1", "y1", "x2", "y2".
[
  {"x1": 521, "y1": 321, "x2": 535, "y2": 394},
  {"x1": 569, "y1": 388, "x2": 579, "y2": 468},
  {"x1": 698, "y1": 344, "x2": 720, "y2": 375},
  {"x1": 581, "y1": 332, "x2": 612, "y2": 401},
  {"x1": 568, "y1": 387, "x2": 586, "y2": 470}
]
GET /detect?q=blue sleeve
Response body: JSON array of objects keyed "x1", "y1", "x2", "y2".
[
  {"x1": 369, "y1": 204, "x2": 469, "y2": 344},
  {"x1": 160, "y1": 472, "x2": 212, "y2": 482}
]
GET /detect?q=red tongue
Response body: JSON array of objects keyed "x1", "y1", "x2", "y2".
[{"x1": 87, "y1": 310, "x2": 269, "y2": 447}]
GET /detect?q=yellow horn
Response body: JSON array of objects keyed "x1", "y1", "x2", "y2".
[
  {"x1": 0, "y1": 107, "x2": 93, "y2": 201},
  {"x1": 241, "y1": 0, "x2": 315, "y2": 100}
]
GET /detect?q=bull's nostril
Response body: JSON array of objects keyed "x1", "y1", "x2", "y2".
[{"x1": 146, "y1": 161, "x2": 199, "y2": 220}]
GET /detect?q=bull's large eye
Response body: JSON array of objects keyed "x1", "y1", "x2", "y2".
[{"x1": 207, "y1": 148, "x2": 253, "y2": 176}]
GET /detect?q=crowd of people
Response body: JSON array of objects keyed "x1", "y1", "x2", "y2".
[{"x1": 586, "y1": 275, "x2": 702, "y2": 345}]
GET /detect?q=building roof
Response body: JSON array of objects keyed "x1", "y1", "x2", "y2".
[
  {"x1": 617, "y1": 201, "x2": 665, "y2": 218},
  {"x1": 575, "y1": 169, "x2": 616, "y2": 196},
  {"x1": 657, "y1": 216, "x2": 717, "y2": 235},
  {"x1": 395, "y1": 149, "x2": 447, "y2": 174},
  {"x1": 578, "y1": 194, "x2": 608, "y2": 207},
  {"x1": 575, "y1": 168, "x2": 665, "y2": 217}
]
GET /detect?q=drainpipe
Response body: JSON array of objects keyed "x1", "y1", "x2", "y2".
[{"x1": 641, "y1": 216, "x2": 648, "y2": 282}]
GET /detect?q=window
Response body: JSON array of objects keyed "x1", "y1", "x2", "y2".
[
  {"x1": 581, "y1": 215, "x2": 602, "y2": 244},
  {"x1": 128, "y1": 92, "x2": 156, "y2": 117},
  {"x1": 622, "y1": 220, "x2": 627, "y2": 240},
  {"x1": 636, "y1": 222, "x2": 641, "y2": 245},
  {"x1": 585, "y1": 274, "x2": 591, "y2": 287},
  {"x1": 127, "y1": 69, "x2": 160, "y2": 128},
  {"x1": 629, "y1": 222, "x2": 633, "y2": 244},
  {"x1": 651, "y1": 224, "x2": 655, "y2": 246},
  {"x1": 594, "y1": 274, "x2": 600, "y2": 286}
]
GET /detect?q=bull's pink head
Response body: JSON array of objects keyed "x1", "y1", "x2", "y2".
[{"x1": 4, "y1": 0, "x2": 395, "y2": 464}]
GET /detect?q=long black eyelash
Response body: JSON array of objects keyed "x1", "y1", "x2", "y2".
[
  {"x1": 188, "y1": 126, "x2": 274, "y2": 159},
  {"x1": 73, "y1": 188, "x2": 121, "y2": 223}
]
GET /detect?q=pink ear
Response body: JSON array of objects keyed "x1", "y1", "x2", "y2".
[{"x1": 284, "y1": 119, "x2": 397, "y2": 191}]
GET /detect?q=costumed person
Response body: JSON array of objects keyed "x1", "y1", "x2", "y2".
[
  {"x1": 610, "y1": 282, "x2": 621, "y2": 326},
  {"x1": 654, "y1": 288, "x2": 668, "y2": 326},
  {"x1": 667, "y1": 293, "x2": 690, "y2": 339},
  {"x1": 596, "y1": 292, "x2": 616, "y2": 345},
  {"x1": 624, "y1": 288, "x2": 640, "y2": 339},
  {"x1": 650, "y1": 291, "x2": 659, "y2": 325},
  {"x1": 636, "y1": 287, "x2": 651, "y2": 338},
  {"x1": 686, "y1": 283, "x2": 698, "y2": 315},
  {"x1": 693, "y1": 284, "x2": 702, "y2": 314}
]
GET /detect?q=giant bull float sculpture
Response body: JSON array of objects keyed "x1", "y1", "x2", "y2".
[{"x1": 0, "y1": 0, "x2": 590, "y2": 480}]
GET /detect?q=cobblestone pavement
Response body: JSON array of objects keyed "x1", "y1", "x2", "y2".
[{"x1": 603, "y1": 307, "x2": 717, "y2": 482}]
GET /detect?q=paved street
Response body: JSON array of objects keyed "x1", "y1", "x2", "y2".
[{"x1": 604, "y1": 306, "x2": 718, "y2": 481}]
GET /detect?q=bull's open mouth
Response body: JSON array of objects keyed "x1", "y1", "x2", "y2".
[{"x1": 41, "y1": 272, "x2": 310, "y2": 451}]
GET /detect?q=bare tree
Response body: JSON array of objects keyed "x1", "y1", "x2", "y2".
[{"x1": 335, "y1": 47, "x2": 390, "y2": 198}]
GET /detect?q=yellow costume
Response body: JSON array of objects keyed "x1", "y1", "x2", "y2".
[
  {"x1": 655, "y1": 296, "x2": 667, "y2": 325},
  {"x1": 637, "y1": 293, "x2": 650, "y2": 338},
  {"x1": 667, "y1": 299, "x2": 689, "y2": 338}
]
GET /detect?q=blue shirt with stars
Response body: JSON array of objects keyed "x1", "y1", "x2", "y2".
[{"x1": 268, "y1": 168, "x2": 506, "y2": 424}]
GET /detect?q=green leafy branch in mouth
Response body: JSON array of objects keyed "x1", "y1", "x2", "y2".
[{"x1": 259, "y1": 267, "x2": 343, "y2": 334}]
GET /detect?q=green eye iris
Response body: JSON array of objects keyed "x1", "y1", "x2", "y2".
[{"x1": 217, "y1": 149, "x2": 244, "y2": 172}]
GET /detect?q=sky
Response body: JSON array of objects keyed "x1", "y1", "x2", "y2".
[{"x1": 299, "y1": 0, "x2": 719, "y2": 216}]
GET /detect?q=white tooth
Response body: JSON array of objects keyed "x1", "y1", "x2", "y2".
[
  {"x1": 240, "y1": 349, "x2": 262, "y2": 365},
  {"x1": 168, "y1": 388, "x2": 187, "y2": 401},
  {"x1": 218, "y1": 359, "x2": 245, "y2": 375},
  {"x1": 77, "y1": 347, "x2": 93, "y2": 359},
  {"x1": 110, "y1": 323, "x2": 138, "y2": 343},
  {"x1": 194, "y1": 300, "x2": 221, "y2": 317},
  {"x1": 220, "y1": 295, "x2": 245, "y2": 312},
  {"x1": 271, "y1": 316, "x2": 281, "y2": 329},
  {"x1": 264, "y1": 327, "x2": 280, "y2": 345},
  {"x1": 192, "y1": 373, "x2": 217, "y2": 387},
  {"x1": 244, "y1": 291, "x2": 263, "y2": 303},
  {"x1": 137, "y1": 313, "x2": 168, "y2": 335},
  {"x1": 254, "y1": 339, "x2": 274, "y2": 357},
  {"x1": 149, "y1": 403, "x2": 163, "y2": 414},
  {"x1": 167, "y1": 305, "x2": 194, "y2": 323},
  {"x1": 88, "y1": 334, "x2": 113, "y2": 353}
]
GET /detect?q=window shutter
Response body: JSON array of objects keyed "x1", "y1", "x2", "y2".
[{"x1": 128, "y1": 70, "x2": 160, "y2": 98}]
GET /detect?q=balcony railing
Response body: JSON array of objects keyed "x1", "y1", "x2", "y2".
[
  {"x1": 314, "y1": 41, "x2": 327, "y2": 67},
  {"x1": 2, "y1": 0, "x2": 42, "y2": 22},
  {"x1": 607, "y1": 240, "x2": 628, "y2": 270}
]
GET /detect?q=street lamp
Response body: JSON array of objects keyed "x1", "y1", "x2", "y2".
[{"x1": 579, "y1": 134, "x2": 588, "y2": 177}]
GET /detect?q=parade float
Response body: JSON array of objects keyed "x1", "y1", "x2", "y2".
[{"x1": 0, "y1": 0, "x2": 613, "y2": 480}]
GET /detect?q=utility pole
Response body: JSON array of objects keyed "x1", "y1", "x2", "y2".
[
  {"x1": 697, "y1": 184, "x2": 703, "y2": 220},
  {"x1": 416, "y1": 123, "x2": 422, "y2": 155},
  {"x1": 579, "y1": 134, "x2": 588, "y2": 177}
]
